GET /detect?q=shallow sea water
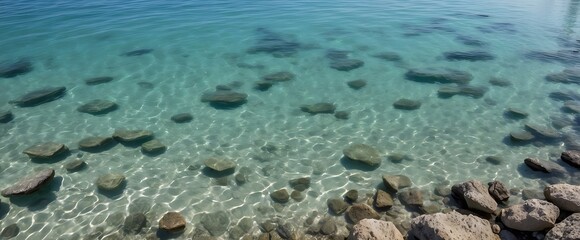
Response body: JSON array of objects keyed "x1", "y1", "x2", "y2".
[{"x1": 0, "y1": 0, "x2": 579, "y2": 239}]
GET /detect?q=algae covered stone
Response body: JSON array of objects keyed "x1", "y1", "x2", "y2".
[{"x1": 343, "y1": 144, "x2": 381, "y2": 166}]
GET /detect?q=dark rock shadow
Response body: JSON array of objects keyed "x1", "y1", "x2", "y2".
[
  {"x1": 515, "y1": 163, "x2": 568, "y2": 184},
  {"x1": 208, "y1": 101, "x2": 247, "y2": 110},
  {"x1": 0, "y1": 202, "x2": 10, "y2": 220},
  {"x1": 201, "y1": 167, "x2": 235, "y2": 178},
  {"x1": 142, "y1": 148, "x2": 167, "y2": 157},
  {"x1": 156, "y1": 229, "x2": 184, "y2": 239},
  {"x1": 30, "y1": 151, "x2": 71, "y2": 164},
  {"x1": 340, "y1": 156, "x2": 380, "y2": 172},
  {"x1": 97, "y1": 181, "x2": 127, "y2": 200},
  {"x1": 83, "y1": 105, "x2": 119, "y2": 116},
  {"x1": 503, "y1": 112, "x2": 528, "y2": 120},
  {"x1": 80, "y1": 140, "x2": 118, "y2": 153},
  {"x1": 501, "y1": 135, "x2": 531, "y2": 147},
  {"x1": 117, "y1": 137, "x2": 153, "y2": 148}
]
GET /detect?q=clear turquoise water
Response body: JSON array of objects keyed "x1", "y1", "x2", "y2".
[{"x1": 0, "y1": 0, "x2": 579, "y2": 239}]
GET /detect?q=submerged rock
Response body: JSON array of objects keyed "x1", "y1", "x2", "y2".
[
  {"x1": 204, "y1": 157, "x2": 236, "y2": 171},
  {"x1": 262, "y1": 71, "x2": 295, "y2": 82},
  {"x1": 77, "y1": 100, "x2": 118, "y2": 115},
  {"x1": 0, "y1": 59, "x2": 32, "y2": 78},
  {"x1": 23, "y1": 142, "x2": 69, "y2": 159},
  {"x1": 85, "y1": 76, "x2": 113, "y2": 85},
  {"x1": 327, "y1": 198, "x2": 349, "y2": 215},
  {"x1": 561, "y1": 150, "x2": 580, "y2": 168},
  {"x1": 254, "y1": 81, "x2": 274, "y2": 91},
  {"x1": 504, "y1": 108, "x2": 528, "y2": 119},
  {"x1": 349, "y1": 219, "x2": 404, "y2": 240},
  {"x1": 159, "y1": 212, "x2": 186, "y2": 232},
  {"x1": 343, "y1": 143, "x2": 381, "y2": 167},
  {"x1": 330, "y1": 59, "x2": 364, "y2": 71},
  {"x1": 121, "y1": 48, "x2": 153, "y2": 57},
  {"x1": 11, "y1": 86, "x2": 66, "y2": 107},
  {"x1": 347, "y1": 203, "x2": 380, "y2": 223},
  {"x1": 374, "y1": 189, "x2": 393, "y2": 208},
  {"x1": 545, "y1": 68, "x2": 580, "y2": 85},
  {"x1": 393, "y1": 98, "x2": 421, "y2": 110},
  {"x1": 300, "y1": 102, "x2": 336, "y2": 114},
  {"x1": 452, "y1": 180, "x2": 497, "y2": 213},
  {"x1": 289, "y1": 177, "x2": 310, "y2": 191},
  {"x1": 407, "y1": 211, "x2": 498, "y2": 240},
  {"x1": 79, "y1": 136, "x2": 114, "y2": 151},
  {"x1": 405, "y1": 68, "x2": 473, "y2": 84},
  {"x1": 398, "y1": 188, "x2": 424, "y2": 206},
  {"x1": 96, "y1": 173, "x2": 126, "y2": 191},
  {"x1": 437, "y1": 85, "x2": 488, "y2": 98},
  {"x1": 347, "y1": 79, "x2": 367, "y2": 90},
  {"x1": 247, "y1": 28, "x2": 301, "y2": 57},
  {"x1": 545, "y1": 213, "x2": 580, "y2": 240},
  {"x1": 64, "y1": 159, "x2": 86, "y2": 172},
  {"x1": 524, "y1": 123, "x2": 561, "y2": 139},
  {"x1": 123, "y1": 213, "x2": 147, "y2": 235},
  {"x1": 1, "y1": 168, "x2": 55, "y2": 197},
  {"x1": 489, "y1": 77, "x2": 512, "y2": 87},
  {"x1": 201, "y1": 90, "x2": 247, "y2": 108},
  {"x1": 501, "y1": 199, "x2": 559, "y2": 231},
  {"x1": 170, "y1": 113, "x2": 193, "y2": 123},
  {"x1": 200, "y1": 211, "x2": 229, "y2": 236},
  {"x1": 0, "y1": 111, "x2": 14, "y2": 123},
  {"x1": 382, "y1": 175, "x2": 412, "y2": 192},
  {"x1": 344, "y1": 189, "x2": 358, "y2": 202},
  {"x1": 509, "y1": 130, "x2": 535, "y2": 142},
  {"x1": 443, "y1": 51, "x2": 495, "y2": 61},
  {"x1": 524, "y1": 158, "x2": 565, "y2": 173},
  {"x1": 112, "y1": 129, "x2": 153, "y2": 143},
  {"x1": 0, "y1": 224, "x2": 19, "y2": 239},
  {"x1": 563, "y1": 101, "x2": 580, "y2": 113},
  {"x1": 141, "y1": 139, "x2": 166, "y2": 155},
  {"x1": 372, "y1": 52, "x2": 402, "y2": 61},
  {"x1": 270, "y1": 189, "x2": 290, "y2": 203},
  {"x1": 544, "y1": 184, "x2": 580, "y2": 212}
]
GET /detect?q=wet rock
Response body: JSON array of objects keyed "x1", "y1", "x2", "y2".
[
  {"x1": 488, "y1": 181, "x2": 509, "y2": 202},
  {"x1": 0, "y1": 59, "x2": 32, "y2": 78},
  {"x1": 123, "y1": 213, "x2": 147, "y2": 234},
  {"x1": 85, "y1": 76, "x2": 113, "y2": 85},
  {"x1": 300, "y1": 102, "x2": 336, "y2": 114},
  {"x1": 79, "y1": 136, "x2": 114, "y2": 151},
  {"x1": 96, "y1": 173, "x2": 126, "y2": 191},
  {"x1": 260, "y1": 221, "x2": 276, "y2": 233},
  {"x1": 235, "y1": 173, "x2": 247, "y2": 185},
  {"x1": 398, "y1": 188, "x2": 423, "y2": 207},
  {"x1": 451, "y1": 180, "x2": 497, "y2": 213},
  {"x1": 330, "y1": 59, "x2": 364, "y2": 71},
  {"x1": 344, "y1": 189, "x2": 358, "y2": 203},
  {"x1": 201, "y1": 211, "x2": 229, "y2": 236},
  {"x1": 254, "y1": 81, "x2": 274, "y2": 91},
  {"x1": 551, "y1": 115, "x2": 574, "y2": 129},
  {"x1": 501, "y1": 199, "x2": 559, "y2": 231},
  {"x1": 443, "y1": 51, "x2": 495, "y2": 61},
  {"x1": 393, "y1": 99, "x2": 421, "y2": 110},
  {"x1": 434, "y1": 185, "x2": 451, "y2": 197},
  {"x1": 405, "y1": 68, "x2": 473, "y2": 84},
  {"x1": 290, "y1": 191, "x2": 304, "y2": 202},
  {"x1": 544, "y1": 184, "x2": 580, "y2": 212},
  {"x1": 343, "y1": 144, "x2": 381, "y2": 167},
  {"x1": 545, "y1": 68, "x2": 580, "y2": 85},
  {"x1": 0, "y1": 111, "x2": 14, "y2": 123},
  {"x1": 374, "y1": 189, "x2": 393, "y2": 208},
  {"x1": 349, "y1": 219, "x2": 403, "y2": 240},
  {"x1": 382, "y1": 175, "x2": 412, "y2": 192},
  {"x1": 505, "y1": 108, "x2": 528, "y2": 119},
  {"x1": 485, "y1": 156, "x2": 504, "y2": 165},
  {"x1": 347, "y1": 79, "x2": 367, "y2": 90},
  {"x1": 121, "y1": 48, "x2": 153, "y2": 57},
  {"x1": 334, "y1": 111, "x2": 350, "y2": 120},
  {"x1": 262, "y1": 72, "x2": 295, "y2": 82},
  {"x1": 347, "y1": 203, "x2": 380, "y2": 223},
  {"x1": 289, "y1": 177, "x2": 310, "y2": 191},
  {"x1": 372, "y1": 52, "x2": 402, "y2": 61},
  {"x1": 327, "y1": 198, "x2": 349, "y2": 214},
  {"x1": 489, "y1": 77, "x2": 512, "y2": 87},
  {"x1": 509, "y1": 130, "x2": 534, "y2": 142},
  {"x1": 545, "y1": 213, "x2": 580, "y2": 240},
  {"x1": 407, "y1": 211, "x2": 498, "y2": 240},
  {"x1": 319, "y1": 218, "x2": 337, "y2": 235},
  {"x1": 522, "y1": 189, "x2": 545, "y2": 200},
  {"x1": 0, "y1": 224, "x2": 19, "y2": 239},
  {"x1": 201, "y1": 90, "x2": 247, "y2": 107},
  {"x1": 563, "y1": 101, "x2": 580, "y2": 113},
  {"x1": 170, "y1": 113, "x2": 193, "y2": 123},
  {"x1": 561, "y1": 150, "x2": 580, "y2": 168},
  {"x1": 11, "y1": 86, "x2": 66, "y2": 107},
  {"x1": 248, "y1": 28, "x2": 300, "y2": 57},
  {"x1": 1, "y1": 168, "x2": 55, "y2": 197},
  {"x1": 270, "y1": 189, "x2": 289, "y2": 203},
  {"x1": 23, "y1": 142, "x2": 69, "y2": 159},
  {"x1": 524, "y1": 158, "x2": 565, "y2": 173},
  {"x1": 159, "y1": 212, "x2": 186, "y2": 232},
  {"x1": 141, "y1": 139, "x2": 166, "y2": 155},
  {"x1": 437, "y1": 85, "x2": 488, "y2": 99},
  {"x1": 204, "y1": 157, "x2": 236, "y2": 171},
  {"x1": 113, "y1": 129, "x2": 153, "y2": 143},
  {"x1": 276, "y1": 223, "x2": 295, "y2": 240},
  {"x1": 64, "y1": 159, "x2": 86, "y2": 172},
  {"x1": 525, "y1": 123, "x2": 561, "y2": 139}
]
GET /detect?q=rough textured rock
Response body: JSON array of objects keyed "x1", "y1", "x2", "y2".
[
  {"x1": 348, "y1": 219, "x2": 404, "y2": 240},
  {"x1": 405, "y1": 68, "x2": 473, "y2": 84},
  {"x1": 488, "y1": 181, "x2": 509, "y2": 202},
  {"x1": 0, "y1": 59, "x2": 32, "y2": 78},
  {"x1": 254, "y1": 81, "x2": 274, "y2": 91},
  {"x1": 204, "y1": 157, "x2": 236, "y2": 171},
  {"x1": 382, "y1": 175, "x2": 412, "y2": 192},
  {"x1": 170, "y1": 113, "x2": 193, "y2": 123},
  {"x1": 347, "y1": 204, "x2": 380, "y2": 223},
  {"x1": 0, "y1": 111, "x2": 14, "y2": 123},
  {"x1": 300, "y1": 103, "x2": 336, "y2": 114},
  {"x1": 398, "y1": 188, "x2": 423, "y2": 206},
  {"x1": 23, "y1": 142, "x2": 68, "y2": 159},
  {"x1": 393, "y1": 99, "x2": 421, "y2": 110},
  {"x1": 78, "y1": 136, "x2": 114, "y2": 151},
  {"x1": 123, "y1": 213, "x2": 147, "y2": 234},
  {"x1": 141, "y1": 139, "x2": 166, "y2": 154},
  {"x1": 85, "y1": 76, "x2": 113, "y2": 85},
  {"x1": 544, "y1": 184, "x2": 580, "y2": 212},
  {"x1": 1, "y1": 168, "x2": 55, "y2": 197},
  {"x1": 77, "y1": 100, "x2": 118, "y2": 115},
  {"x1": 96, "y1": 173, "x2": 126, "y2": 191},
  {"x1": 407, "y1": 211, "x2": 499, "y2": 240},
  {"x1": 328, "y1": 198, "x2": 349, "y2": 215},
  {"x1": 159, "y1": 212, "x2": 186, "y2": 232},
  {"x1": 11, "y1": 87, "x2": 66, "y2": 107},
  {"x1": 343, "y1": 144, "x2": 381, "y2": 167},
  {"x1": 289, "y1": 177, "x2": 310, "y2": 191},
  {"x1": 443, "y1": 51, "x2": 495, "y2": 61},
  {"x1": 201, "y1": 211, "x2": 229, "y2": 236},
  {"x1": 545, "y1": 213, "x2": 580, "y2": 240},
  {"x1": 452, "y1": 180, "x2": 497, "y2": 213},
  {"x1": 501, "y1": 199, "x2": 559, "y2": 231},
  {"x1": 270, "y1": 189, "x2": 289, "y2": 203},
  {"x1": 561, "y1": 150, "x2": 580, "y2": 168},
  {"x1": 347, "y1": 79, "x2": 367, "y2": 90},
  {"x1": 112, "y1": 129, "x2": 153, "y2": 143},
  {"x1": 374, "y1": 190, "x2": 393, "y2": 208},
  {"x1": 524, "y1": 158, "x2": 565, "y2": 173},
  {"x1": 262, "y1": 71, "x2": 295, "y2": 82}
]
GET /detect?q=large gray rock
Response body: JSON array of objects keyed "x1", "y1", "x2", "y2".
[
  {"x1": 11, "y1": 87, "x2": 66, "y2": 107},
  {"x1": 382, "y1": 175, "x2": 412, "y2": 192},
  {"x1": 488, "y1": 181, "x2": 509, "y2": 202},
  {"x1": 405, "y1": 68, "x2": 472, "y2": 84},
  {"x1": 407, "y1": 211, "x2": 499, "y2": 240},
  {"x1": 112, "y1": 129, "x2": 153, "y2": 143},
  {"x1": 346, "y1": 204, "x2": 380, "y2": 223},
  {"x1": 545, "y1": 213, "x2": 580, "y2": 240},
  {"x1": 524, "y1": 158, "x2": 565, "y2": 173},
  {"x1": 23, "y1": 142, "x2": 69, "y2": 159},
  {"x1": 96, "y1": 173, "x2": 126, "y2": 191},
  {"x1": 141, "y1": 139, "x2": 166, "y2": 154},
  {"x1": 78, "y1": 136, "x2": 114, "y2": 151},
  {"x1": 452, "y1": 180, "x2": 497, "y2": 213},
  {"x1": 374, "y1": 190, "x2": 393, "y2": 208},
  {"x1": 159, "y1": 212, "x2": 186, "y2": 232},
  {"x1": 348, "y1": 219, "x2": 404, "y2": 240},
  {"x1": 544, "y1": 184, "x2": 580, "y2": 212},
  {"x1": 201, "y1": 211, "x2": 229, "y2": 236},
  {"x1": 327, "y1": 198, "x2": 349, "y2": 215},
  {"x1": 501, "y1": 199, "x2": 559, "y2": 231},
  {"x1": 561, "y1": 150, "x2": 580, "y2": 168},
  {"x1": 204, "y1": 157, "x2": 236, "y2": 171},
  {"x1": 77, "y1": 100, "x2": 118, "y2": 115},
  {"x1": 1, "y1": 168, "x2": 55, "y2": 197},
  {"x1": 343, "y1": 144, "x2": 382, "y2": 167}
]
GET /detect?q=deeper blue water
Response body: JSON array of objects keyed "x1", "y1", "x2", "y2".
[{"x1": 0, "y1": 0, "x2": 579, "y2": 239}]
